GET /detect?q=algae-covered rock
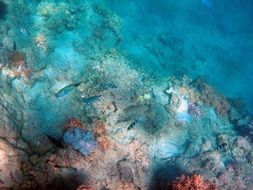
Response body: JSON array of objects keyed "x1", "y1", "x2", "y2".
[
  {"x1": 3, "y1": 36, "x2": 15, "y2": 50},
  {"x1": 232, "y1": 137, "x2": 251, "y2": 162}
]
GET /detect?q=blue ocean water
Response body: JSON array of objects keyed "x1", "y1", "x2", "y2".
[
  {"x1": 105, "y1": 0, "x2": 253, "y2": 112},
  {"x1": 0, "y1": 0, "x2": 253, "y2": 189}
]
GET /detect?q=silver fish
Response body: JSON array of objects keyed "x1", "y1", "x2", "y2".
[
  {"x1": 82, "y1": 95, "x2": 101, "y2": 105},
  {"x1": 20, "y1": 28, "x2": 30, "y2": 36},
  {"x1": 101, "y1": 83, "x2": 117, "y2": 90},
  {"x1": 55, "y1": 82, "x2": 82, "y2": 98}
]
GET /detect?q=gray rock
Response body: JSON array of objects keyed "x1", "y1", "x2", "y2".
[{"x1": 3, "y1": 36, "x2": 15, "y2": 51}]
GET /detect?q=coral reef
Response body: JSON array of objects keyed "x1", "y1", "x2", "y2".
[
  {"x1": 34, "y1": 33, "x2": 48, "y2": 51},
  {"x1": 65, "y1": 118, "x2": 85, "y2": 129},
  {"x1": 9, "y1": 51, "x2": 25, "y2": 67},
  {"x1": 188, "y1": 102, "x2": 202, "y2": 118},
  {"x1": 37, "y1": 1, "x2": 84, "y2": 33},
  {"x1": 93, "y1": 120, "x2": 110, "y2": 150},
  {"x1": 192, "y1": 79, "x2": 230, "y2": 117},
  {"x1": 170, "y1": 174, "x2": 217, "y2": 190},
  {"x1": 63, "y1": 128, "x2": 97, "y2": 156},
  {"x1": 0, "y1": 0, "x2": 253, "y2": 189},
  {"x1": 0, "y1": 51, "x2": 31, "y2": 79}
]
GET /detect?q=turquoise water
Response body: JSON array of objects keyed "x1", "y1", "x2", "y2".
[{"x1": 0, "y1": 0, "x2": 253, "y2": 189}]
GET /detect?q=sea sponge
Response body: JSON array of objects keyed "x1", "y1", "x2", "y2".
[{"x1": 63, "y1": 128, "x2": 97, "y2": 156}]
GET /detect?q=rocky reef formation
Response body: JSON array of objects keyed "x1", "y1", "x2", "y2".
[{"x1": 0, "y1": 0, "x2": 253, "y2": 190}]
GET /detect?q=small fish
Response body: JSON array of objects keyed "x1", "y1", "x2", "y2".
[
  {"x1": 127, "y1": 117, "x2": 146, "y2": 130},
  {"x1": 82, "y1": 95, "x2": 101, "y2": 104},
  {"x1": 55, "y1": 82, "x2": 82, "y2": 98},
  {"x1": 46, "y1": 135, "x2": 65, "y2": 148},
  {"x1": 20, "y1": 28, "x2": 30, "y2": 36},
  {"x1": 101, "y1": 83, "x2": 117, "y2": 90}
]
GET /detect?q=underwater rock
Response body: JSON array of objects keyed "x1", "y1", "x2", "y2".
[
  {"x1": 76, "y1": 185, "x2": 93, "y2": 190},
  {"x1": 154, "y1": 137, "x2": 184, "y2": 158},
  {"x1": 188, "y1": 102, "x2": 202, "y2": 118},
  {"x1": 201, "y1": 150, "x2": 224, "y2": 174},
  {"x1": 37, "y1": 1, "x2": 84, "y2": 33},
  {"x1": 247, "y1": 150, "x2": 253, "y2": 165},
  {"x1": 232, "y1": 137, "x2": 251, "y2": 162},
  {"x1": 117, "y1": 159, "x2": 135, "y2": 183},
  {"x1": 228, "y1": 107, "x2": 241, "y2": 123},
  {"x1": 201, "y1": 139, "x2": 213, "y2": 153},
  {"x1": 9, "y1": 51, "x2": 25, "y2": 67},
  {"x1": 93, "y1": 120, "x2": 110, "y2": 150},
  {"x1": 192, "y1": 79, "x2": 230, "y2": 117},
  {"x1": 217, "y1": 134, "x2": 231, "y2": 152},
  {"x1": 0, "y1": 139, "x2": 26, "y2": 189},
  {"x1": 185, "y1": 140, "x2": 202, "y2": 157},
  {"x1": 0, "y1": 49, "x2": 8, "y2": 66},
  {"x1": 0, "y1": 25, "x2": 8, "y2": 35},
  {"x1": 2, "y1": 36, "x2": 15, "y2": 51},
  {"x1": 176, "y1": 97, "x2": 192, "y2": 124}
]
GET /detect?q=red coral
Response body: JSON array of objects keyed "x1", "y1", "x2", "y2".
[
  {"x1": 170, "y1": 174, "x2": 217, "y2": 190},
  {"x1": 64, "y1": 118, "x2": 85, "y2": 129}
]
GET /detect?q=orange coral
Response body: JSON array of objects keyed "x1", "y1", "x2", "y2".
[{"x1": 170, "y1": 174, "x2": 217, "y2": 190}]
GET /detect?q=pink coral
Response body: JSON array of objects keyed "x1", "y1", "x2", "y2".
[{"x1": 170, "y1": 174, "x2": 217, "y2": 190}]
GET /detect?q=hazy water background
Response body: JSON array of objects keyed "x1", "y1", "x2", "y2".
[{"x1": 103, "y1": 0, "x2": 253, "y2": 113}]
